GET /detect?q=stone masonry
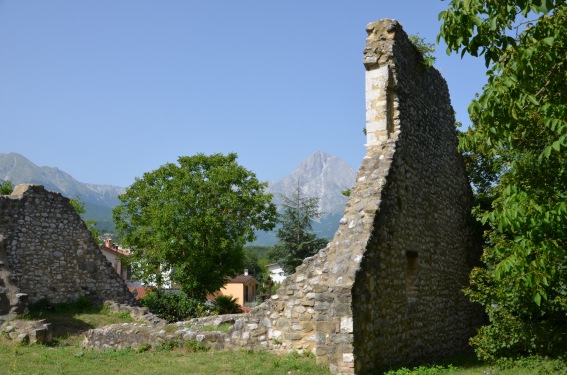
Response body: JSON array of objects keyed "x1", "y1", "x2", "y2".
[
  {"x1": 83, "y1": 19, "x2": 483, "y2": 374},
  {"x1": 0, "y1": 184, "x2": 135, "y2": 312}
]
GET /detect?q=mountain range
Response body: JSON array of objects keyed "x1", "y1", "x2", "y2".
[{"x1": 0, "y1": 151, "x2": 356, "y2": 244}]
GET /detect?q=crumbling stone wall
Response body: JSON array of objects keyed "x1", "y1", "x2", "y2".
[
  {"x1": 224, "y1": 19, "x2": 483, "y2": 374},
  {"x1": 352, "y1": 19, "x2": 483, "y2": 372},
  {"x1": 0, "y1": 184, "x2": 135, "y2": 306}
]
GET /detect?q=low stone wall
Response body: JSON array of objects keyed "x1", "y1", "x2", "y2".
[
  {"x1": 103, "y1": 300, "x2": 167, "y2": 326},
  {"x1": 2, "y1": 319, "x2": 52, "y2": 345},
  {"x1": 83, "y1": 302, "x2": 240, "y2": 351}
]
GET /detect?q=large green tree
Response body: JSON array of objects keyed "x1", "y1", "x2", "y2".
[
  {"x1": 439, "y1": 0, "x2": 567, "y2": 360},
  {"x1": 270, "y1": 184, "x2": 328, "y2": 274},
  {"x1": 113, "y1": 153, "x2": 277, "y2": 300}
]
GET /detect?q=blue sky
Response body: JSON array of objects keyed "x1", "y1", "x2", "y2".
[{"x1": 0, "y1": 1, "x2": 487, "y2": 187}]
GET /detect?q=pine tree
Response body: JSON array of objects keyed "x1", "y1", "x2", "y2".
[{"x1": 271, "y1": 183, "x2": 328, "y2": 274}]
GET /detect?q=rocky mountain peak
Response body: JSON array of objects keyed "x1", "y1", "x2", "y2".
[{"x1": 267, "y1": 151, "x2": 356, "y2": 215}]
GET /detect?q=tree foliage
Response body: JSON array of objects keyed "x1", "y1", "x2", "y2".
[
  {"x1": 0, "y1": 180, "x2": 13, "y2": 195},
  {"x1": 439, "y1": 0, "x2": 567, "y2": 360},
  {"x1": 270, "y1": 184, "x2": 328, "y2": 274},
  {"x1": 113, "y1": 153, "x2": 277, "y2": 300},
  {"x1": 409, "y1": 33, "x2": 437, "y2": 67},
  {"x1": 69, "y1": 195, "x2": 100, "y2": 242}
]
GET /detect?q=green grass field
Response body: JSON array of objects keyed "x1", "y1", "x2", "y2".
[{"x1": 1, "y1": 302, "x2": 564, "y2": 375}]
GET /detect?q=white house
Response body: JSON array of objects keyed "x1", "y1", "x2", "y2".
[
  {"x1": 100, "y1": 238, "x2": 130, "y2": 282},
  {"x1": 267, "y1": 263, "x2": 286, "y2": 283}
]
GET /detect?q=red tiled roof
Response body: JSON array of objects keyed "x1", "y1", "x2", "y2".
[
  {"x1": 100, "y1": 245, "x2": 130, "y2": 257},
  {"x1": 227, "y1": 274, "x2": 258, "y2": 284},
  {"x1": 128, "y1": 286, "x2": 152, "y2": 300}
]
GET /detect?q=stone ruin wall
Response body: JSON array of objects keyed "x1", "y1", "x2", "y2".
[
  {"x1": 222, "y1": 19, "x2": 483, "y2": 374},
  {"x1": 352, "y1": 19, "x2": 483, "y2": 372},
  {"x1": 0, "y1": 184, "x2": 135, "y2": 313}
]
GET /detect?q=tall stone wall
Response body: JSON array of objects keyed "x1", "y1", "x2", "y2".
[
  {"x1": 352, "y1": 19, "x2": 483, "y2": 372},
  {"x1": 224, "y1": 19, "x2": 483, "y2": 374},
  {"x1": 0, "y1": 184, "x2": 135, "y2": 306}
]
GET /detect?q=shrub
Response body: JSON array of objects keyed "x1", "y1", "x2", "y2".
[
  {"x1": 211, "y1": 295, "x2": 242, "y2": 315},
  {"x1": 140, "y1": 290, "x2": 205, "y2": 322},
  {"x1": 155, "y1": 339, "x2": 180, "y2": 352},
  {"x1": 465, "y1": 262, "x2": 567, "y2": 361},
  {"x1": 184, "y1": 339, "x2": 210, "y2": 353}
]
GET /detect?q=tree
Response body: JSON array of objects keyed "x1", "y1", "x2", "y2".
[
  {"x1": 69, "y1": 196, "x2": 100, "y2": 242},
  {"x1": 439, "y1": 0, "x2": 567, "y2": 360},
  {"x1": 113, "y1": 153, "x2": 277, "y2": 300},
  {"x1": 270, "y1": 183, "x2": 328, "y2": 274},
  {"x1": 0, "y1": 180, "x2": 13, "y2": 195}
]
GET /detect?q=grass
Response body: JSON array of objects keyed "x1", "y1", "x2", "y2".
[
  {"x1": 187, "y1": 322, "x2": 232, "y2": 333},
  {"x1": 383, "y1": 356, "x2": 567, "y2": 375},
  {"x1": 1, "y1": 342, "x2": 331, "y2": 375},
  {"x1": 1, "y1": 299, "x2": 330, "y2": 374},
  {"x1": 1, "y1": 300, "x2": 564, "y2": 375}
]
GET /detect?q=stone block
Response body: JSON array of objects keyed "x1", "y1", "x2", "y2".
[
  {"x1": 284, "y1": 332, "x2": 303, "y2": 341},
  {"x1": 316, "y1": 321, "x2": 336, "y2": 334}
]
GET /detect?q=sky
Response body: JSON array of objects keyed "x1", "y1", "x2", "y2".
[{"x1": 0, "y1": 1, "x2": 488, "y2": 187}]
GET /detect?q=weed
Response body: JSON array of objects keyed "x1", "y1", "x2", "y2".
[
  {"x1": 408, "y1": 33, "x2": 436, "y2": 67},
  {"x1": 155, "y1": 339, "x2": 179, "y2": 352},
  {"x1": 163, "y1": 324, "x2": 179, "y2": 333},
  {"x1": 135, "y1": 343, "x2": 151, "y2": 353},
  {"x1": 303, "y1": 349, "x2": 315, "y2": 358},
  {"x1": 184, "y1": 339, "x2": 210, "y2": 353},
  {"x1": 113, "y1": 310, "x2": 133, "y2": 321},
  {"x1": 385, "y1": 364, "x2": 455, "y2": 375}
]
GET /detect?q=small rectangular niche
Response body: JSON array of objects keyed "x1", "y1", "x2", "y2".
[{"x1": 405, "y1": 250, "x2": 419, "y2": 303}]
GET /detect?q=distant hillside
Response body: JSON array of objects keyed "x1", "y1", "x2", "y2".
[
  {"x1": 0, "y1": 152, "x2": 124, "y2": 231},
  {"x1": 0, "y1": 153, "x2": 124, "y2": 206}
]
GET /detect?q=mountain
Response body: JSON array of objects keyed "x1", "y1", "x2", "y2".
[
  {"x1": 253, "y1": 151, "x2": 357, "y2": 245},
  {"x1": 0, "y1": 153, "x2": 125, "y2": 207},
  {"x1": 267, "y1": 150, "x2": 356, "y2": 214}
]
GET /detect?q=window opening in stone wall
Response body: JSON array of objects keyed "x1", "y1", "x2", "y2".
[{"x1": 405, "y1": 250, "x2": 418, "y2": 304}]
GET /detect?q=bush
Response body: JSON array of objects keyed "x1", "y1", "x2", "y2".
[
  {"x1": 465, "y1": 262, "x2": 567, "y2": 361},
  {"x1": 140, "y1": 290, "x2": 205, "y2": 322},
  {"x1": 210, "y1": 295, "x2": 242, "y2": 315}
]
